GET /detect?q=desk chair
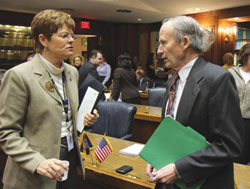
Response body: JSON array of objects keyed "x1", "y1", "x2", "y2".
[
  {"x1": 148, "y1": 88, "x2": 166, "y2": 107},
  {"x1": 86, "y1": 101, "x2": 137, "y2": 140}
]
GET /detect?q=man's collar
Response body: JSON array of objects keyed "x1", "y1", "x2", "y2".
[{"x1": 178, "y1": 56, "x2": 199, "y2": 82}]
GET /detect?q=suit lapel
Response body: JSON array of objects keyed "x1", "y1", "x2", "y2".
[
  {"x1": 176, "y1": 57, "x2": 205, "y2": 125},
  {"x1": 32, "y1": 55, "x2": 62, "y2": 105}
]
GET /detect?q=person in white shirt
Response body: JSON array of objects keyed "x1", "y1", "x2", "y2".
[{"x1": 97, "y1": 57, "x2": 111, "y2": 87}]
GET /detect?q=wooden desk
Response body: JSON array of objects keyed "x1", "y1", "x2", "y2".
[
  {"x1": 1, "y1": 147, "x2": 250, "y2": 188},
  {"x1": 133, "y1": 104, "x2": 161, "y2": 122},
  {"x1": 79, "y1": 132, "x2": 155, "y2": 189},
  {"x1": 234, "y1": 163, "x2": 250, "y2": 188},
  {"x1": 139, "y1": 92, "x2": 148, "y2": 105},
  {"x1": 78, "y1": 134, "x2": 250, "y2": 189},
  {"x1": 131, "y1": 104, "x2": 161, "y2": 143}
]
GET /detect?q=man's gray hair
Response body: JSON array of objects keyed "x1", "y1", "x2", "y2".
[{"x1": 163, "y1": 16, "x2": 209, "y2": 53}]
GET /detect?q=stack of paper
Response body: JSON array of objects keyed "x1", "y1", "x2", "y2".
[
  {"x1": 119, "y1": 144, "x2": 145, "y2": 156},
  {"x1": 139, "y1": 116, "x2": 209, "y2": 189}
]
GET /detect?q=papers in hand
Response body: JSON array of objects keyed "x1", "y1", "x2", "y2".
[
  {"x1": 119, "y1": 144, "x2": 145, "y2": 156},
  {"x1": 77, "y1": 87, "x2": 99, "y2": 132}
]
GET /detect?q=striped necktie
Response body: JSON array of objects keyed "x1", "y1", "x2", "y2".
[{"x1": 166, "y1": 73, "x2": 179, "y2": 117}]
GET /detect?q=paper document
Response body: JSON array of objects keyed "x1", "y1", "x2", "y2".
[
  {"x1": 119, "y1": 144, "x2": 145, "y2": 156},
  {"x1": 77, "y1": 87, "x2": 99, "y2": 132}
]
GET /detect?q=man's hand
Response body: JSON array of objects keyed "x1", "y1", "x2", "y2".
[
  {"x1": 36, "y1": 159, "x2": 69, "y2": 180},
  {"x1": 84, "y1": 109, "x2": 99, "y2": 126},
  {"x1": 147, "y1": 163, "x2": 178, "y2": 184}
]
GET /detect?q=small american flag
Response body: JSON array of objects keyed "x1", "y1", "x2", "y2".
[{"x1": 95, "y1": 135, "x2": 113, "y2": 163}]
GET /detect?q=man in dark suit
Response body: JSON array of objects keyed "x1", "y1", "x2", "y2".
[
  {"x1": 78, "y1": 49, "x2": 103, "y2": 87},
  {"x1": 136, "y1": 70, "x2": 151, "y2": 91},
  {"x1": 146, "y1": 16, "x2": 244, "y2": 189}
]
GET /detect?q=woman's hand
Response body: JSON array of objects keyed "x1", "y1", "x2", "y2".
[
  {"x1": 84, "y1": 109, "x2": 99, "y2": 127},
  {"x1": 36, "y1": 159, "x2": 68, "y2": 180}
]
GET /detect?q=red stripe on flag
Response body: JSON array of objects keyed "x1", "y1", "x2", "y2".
[{"x1": 94, "y1": 137, "x2": 113, "y2": 163}]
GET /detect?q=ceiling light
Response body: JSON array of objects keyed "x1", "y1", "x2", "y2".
[
  {"x1": 137, "y1": 18, "x2": 142, "y2": 22},
  {"x1": 116, "y1": 9, "x2": 132, "y2": 13},
  {"x1": 195, "y1": 8, "x2": 201, "y2": 11}
]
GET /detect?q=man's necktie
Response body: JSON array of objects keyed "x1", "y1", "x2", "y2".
[{"x1": 166, "y1": 73, "x2": 179, "y2": 117}]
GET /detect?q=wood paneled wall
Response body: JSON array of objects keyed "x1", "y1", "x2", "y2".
[{"x1": 189, "y1": 5, "x2": 250, "y2": 65}]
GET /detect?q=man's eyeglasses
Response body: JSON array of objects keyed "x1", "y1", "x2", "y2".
[{"x1": 54, "y1": 33, "x2": 77, "y2": 41}]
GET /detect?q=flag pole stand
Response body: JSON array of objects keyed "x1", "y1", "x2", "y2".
[{"x1": 90, "y1": 150, "x2": 98, "y2": 167}]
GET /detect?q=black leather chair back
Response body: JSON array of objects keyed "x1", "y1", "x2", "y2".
[
  {"x1": 148, "y1": 88, "x2": 166, "y2": 107},
  {"x1": 88, "y1": 101, "x2": 137, "y2": 140}
]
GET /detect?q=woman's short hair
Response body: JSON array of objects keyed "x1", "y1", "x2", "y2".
[
  {"x1": 31, "y1": 9, "x2": 75, "y2": 53},
  {"x1": 223, "y1": 52, "x2": 234, "y2": 65},
  {"x1": 238, "y1": 43, "x2": 250, "y2": 66},
  {"x1": 72, "y1": 54, "x2": 84, "y2": 65},
  {"x1": 118, "y1": 53, "x2": 133, "y2": 69}
]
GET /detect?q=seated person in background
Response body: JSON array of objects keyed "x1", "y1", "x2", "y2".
[
  {"x1": 136, "y1": 70, "x2": 151, "y2": 91},
  {"x1": 97, "y1": 56, "x2": 111, "y2": 87},
  {"x1": 222, "y1": 52, "x2": 235, "y2": 69},
  {"x1": 111, "y1": 53, "x2": 140, "y2": 104},
  {"x1": 71, "y1": 54, "x2": 84, "y2": 70},
  {"x1": 78, "y1": 49, "x2": 103, "y2": 87}
]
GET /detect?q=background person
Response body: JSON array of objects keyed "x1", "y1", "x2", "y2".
[
  {"x1": 136, "y1": 70, "x2": 151, "y2": 91},
  {"x1": 78, "y1": 49, "x2": 103, "y2": 87},
  {"x1": 229, "y1": 43, "x2": 250, "y2": 164},
  {"x1": 146, "y1": 16, "x2": 244, "y2": 189},
  {"x1": 222, "y1": 52, "x2": 235, "y2": 69},
  {"x1": 0, "y1": 9, "x2": 99, "y2": 189},
  {"x1": 97, "y1": 56, "x2": 111, "y2": 87},
  {"x1": 71, "y1": 54, "x2": 84, "y2": 70},
  {"x1": 146, "y1": 52, "x2": 157, "y2": 79},
  {"x1": 111, "y1": 53, "x2": 140, "y2": 104}
]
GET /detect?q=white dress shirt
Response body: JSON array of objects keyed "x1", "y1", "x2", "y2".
[{"x1": 165, "y1": 57, "x2": 198, "y2": 119}]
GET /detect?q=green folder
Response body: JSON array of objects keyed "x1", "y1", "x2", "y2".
[{"x1": 139, "y1": 116, "x2": 209, "y2": 189}]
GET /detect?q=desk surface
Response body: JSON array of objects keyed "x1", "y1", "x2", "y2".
[
  {"x1": 82, "y1": 132, "x2": 155, "y2": 188},
  {"x1": 234, "y1": 163, "x2": 250, "y2": 188},
  {"x1": 132, "y1": 104, "x2": 162, "y2": 122},
  {"x1": 81, "y1": 133, "x2": 250, "y2": 189},
  {"x1": 139, "y1": 92, "x2": 148, "y2": 98}
]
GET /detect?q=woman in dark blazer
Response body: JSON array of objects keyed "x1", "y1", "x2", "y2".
[{"x1": 111, "y1": 53, "x2": 140, "y2": 104}]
